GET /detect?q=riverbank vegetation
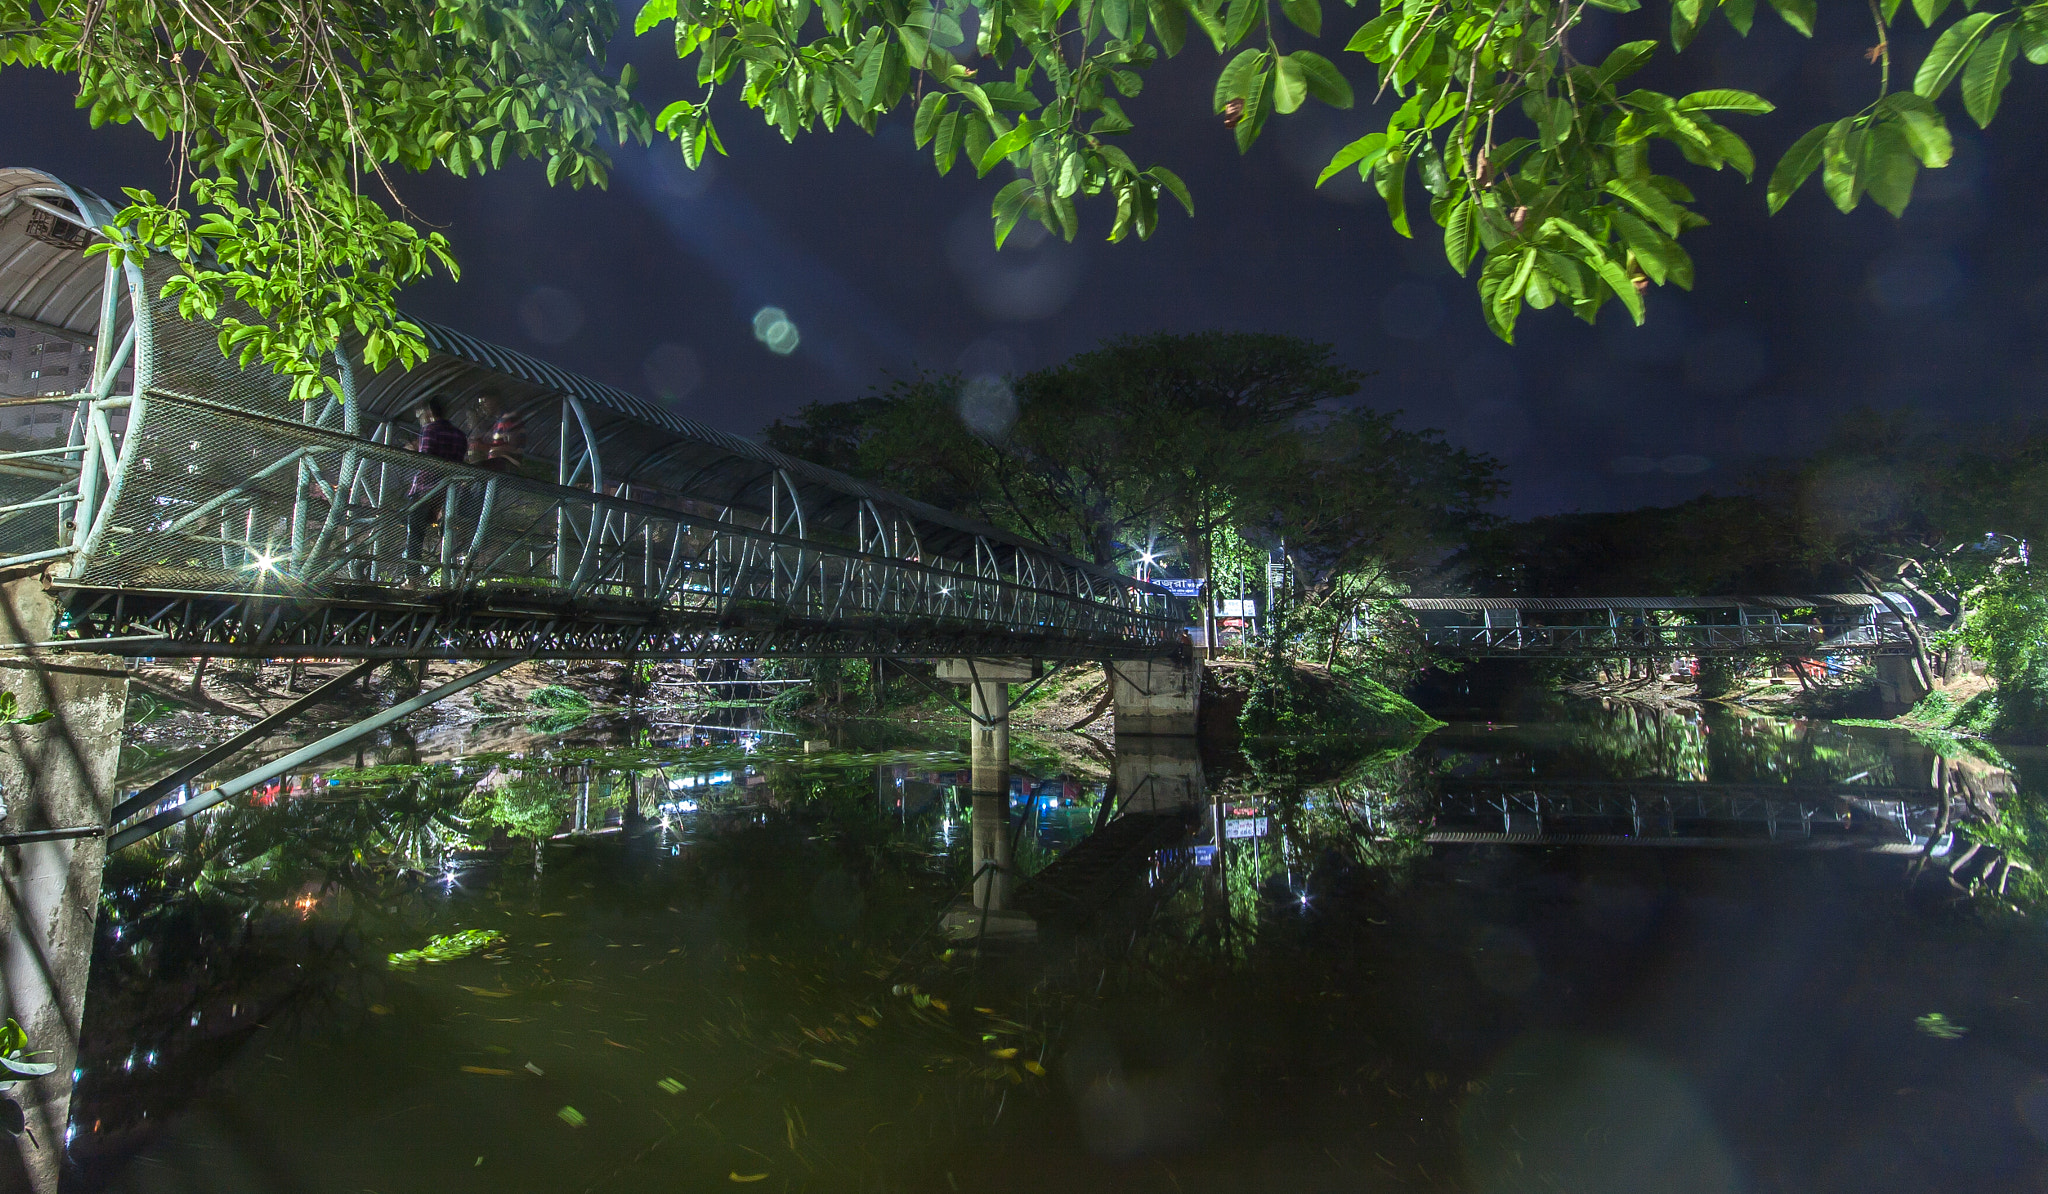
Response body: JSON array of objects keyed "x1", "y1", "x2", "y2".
[
  {"x1": 1454, "y1": 413, "x2": 2048, "y2": 743},
  {"x1": 767, "y1": 331, "x2": 1492, "y2": 738}
]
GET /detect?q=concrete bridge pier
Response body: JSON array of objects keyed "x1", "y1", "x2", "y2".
[
  {"x1": 1108, "y1": 658, "x2": 1201, "y2": 737},
  {"x1": 1875, "y1": 654, "x2": 1933, "y2": 715},
  {"x1": 937, "y1": 658, "x2": 1037, "y2": 938},
  {"x1": 0, "y1": 570, "x2": 128, "y2": 1194}
]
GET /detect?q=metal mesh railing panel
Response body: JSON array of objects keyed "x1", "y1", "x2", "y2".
[{"x1": 77, "y1": 395, "x2": 1181, "y2": 651}]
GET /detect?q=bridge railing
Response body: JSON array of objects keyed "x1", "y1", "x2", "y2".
[
  {"x1": 1418, "y1": 622, "x2": 1908, "y2": 656},
  {"x1": 59, "y1": 390, "x2": 1179, "y2": 653}
]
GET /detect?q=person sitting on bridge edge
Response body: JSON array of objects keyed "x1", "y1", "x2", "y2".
[
  {"x1": 471, "y1": 392, "x2": 526, "y2": 475},
  {"x1": 404, "y1": 398, "x2": 468, "y2": 570}
]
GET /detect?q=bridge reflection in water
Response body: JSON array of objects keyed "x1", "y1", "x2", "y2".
[{"x1": 1424, "y1": 779, "x2": 1953, "y2": 852}]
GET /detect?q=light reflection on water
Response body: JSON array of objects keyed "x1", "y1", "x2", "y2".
[{"x1": 65, "y1": 705, "x2": 2048, "y2": 1193}]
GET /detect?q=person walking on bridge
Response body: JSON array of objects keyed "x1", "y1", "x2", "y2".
[{"x1": 404, "y1": 398, "x2": 468, "y2": 573}]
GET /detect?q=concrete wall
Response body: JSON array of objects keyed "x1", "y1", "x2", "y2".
[
  {"x1": 1109, "y1": 657, "x2": 1200, "y2": 737},
  {"x1": 0, "y1": 570, "x2": 127, "y2": 1194}
]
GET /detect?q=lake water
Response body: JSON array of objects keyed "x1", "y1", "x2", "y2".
[{"x1": 59, "y1": 700, "x2": 2048, "y2": 1193}]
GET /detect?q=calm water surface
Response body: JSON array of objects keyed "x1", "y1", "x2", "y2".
[{"x1": 63, "y1": 702, "x2": 2048, "y2": 1193}]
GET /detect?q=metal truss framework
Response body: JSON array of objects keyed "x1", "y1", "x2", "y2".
[
  {"x1": 0, "y1": 168, "x2": 1185, "y2": 662},
  {"x1": 1416, "y1": 622, "x2": 1912, "y2": 658},
  {"x1": 1429, "y1": 779, "x2": 1945, "y2": 848}
]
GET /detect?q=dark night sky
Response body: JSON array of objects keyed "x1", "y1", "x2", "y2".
[{"x1": 4, "y1": 6, "x2": 2045, "y2": 517}]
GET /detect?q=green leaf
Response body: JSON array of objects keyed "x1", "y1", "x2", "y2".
[
  {"x1": 1235, "y1": 68, "x2": 1274, "y2": 152},
  {"x1": 1442, "y1": 197, "x2": 1478, "y2": 274},
  {"x1": 992, "y1": 178, "x2": 1033, "y2": 248},
  {"x1": 1915, "y1": 11, "x2": 1998, "y2": 99},
  {"x1": 1604, "y1": 177, "x2": 1681, "y2": 235},
  {"x1": 1317, "y1": 131, "x2": 1387, "y2": 185},
  {"x1": 1596, "y1": 40, "x2": 1658, "y2": 84},
  {"x1": 1273, "y1": 54, "x2": 1308, "y2": 113},
  {"x1": 1150, "y1": 0, "x2": 1189, "y2": 55},
  {"x1": 1584, "y1": 0, "x2": 1641, "y2": 11},
  {"x1": 1820, "y1": 118, "x2": 1865, "y2": 212},
  {"x1": 1102, "y1": 0, "x2": 1132, "y2": 39},
  {"x1": 1290, "y1": 51, "x2": 1353, "y2": 109},
  {"x1": 977, "y1": 119, "x2": 1037, "y2": 174},
  {"x1": 1863, "y1": 121, "x2": 1919, "y2": 215},
  {"x1": 1766, "y1": 0, "x2": 1815, "y2": 36},
  {"x1": 1611, "y1": 208, "x2": 1692, "y2": 287},
  {"x1": 1880, "y1": 92, "x2": 1953, "y2": 166},
  {"x1": 2021, "y1": 9, "x2": 2048, "y2": 64},
  {"x1": 1960, "y1": 23, "x2": 2019, "y2": 126},
  {"x1": 1281, "y1": 0, "x2": 1321, "y2": 36},
  {"x1": 1214, "y1": 48, "x2": 1264, "y2": 110},
  {"x1": 1766, "y1": 121, "x2": 1830, "y2": 212},
  {"x1": 934, "y1": 112, "x2": 964, "y2": 174},
  {"x1": 914, "y1": 92, "x2": 950, "y2": 147},
  {"x1": 1912, "y1": 0, "x2": 1953, "y2": 29},
  {"x1": 1185, "y1": 0, "x2": 1229, "y2": 52},
  {"x1": 634, "y1": 0, "x2": 676, "y2": 35},
  {"x1": 0, "y1": 1057, "x2": 55, "y2": 1077},
  {"x1": 1723, "y1": 0, "x2": 1756, "y2": 35},
  {"x1": 1223, "y1": 0, "x2": 1260, "y2": 44},
  {"x1": 1345, "y1": 10, "x2": 1399, "y2": 53},
  {"x1": 1676, "y1": 88, "x2": 1774, "y2": 113},
  {"x1": 1376, "y1": 149, "x2": 1411, "y2": 237},
  {"x1": 1149, "y1": 166, "x2": 1194, "y2": 215}
]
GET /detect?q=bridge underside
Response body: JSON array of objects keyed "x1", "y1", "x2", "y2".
[{"x1": 57, "y1": 587, "x2": 1170, "y2": 660}]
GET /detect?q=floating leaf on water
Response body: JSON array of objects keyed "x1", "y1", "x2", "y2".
[
  {"x1": 389, "y1": 929, "x2": 505, "y2": 969},
  {"x1": 856, "y1": 1015, "x2": 879, "y2": 1028},
  {"x1": 912, "y1": 994, "x2": 930, "y2": 1009},
  {"x1": 368, "y1": 1005, "x2": 393, "y2": 1016},
  {"x1": 557, "y1": 1106, "x2": 586, "y2": 1127},
  {"x1": 928, "y1": 998, "x2": 949, "y2": 1013},
  {"x1": 658, "y1": 1077, "x2": 686, "y2": 1094},
  {"x1": 988, "y1": 1048, "x2": 1018, "y2": 1060},
  {"x1": 524, "y1": 1062, "x2": 545, "y2": 1076},
  {"x1": 730, "y1": 1173, "x2": 767, "y2": 1183},
  {"x1": 975, "y1": 1008, "x2": 995, "y2": 1015},
  {"x1": 539, "y1": 912, "x2": 567, "y2": 918},
  {"x1": 1022, "y1": 1060, "x2": 1046, "y2": 1077},
  {"x1": 461, "y1": 1066, "x2": 514, "y2": 1076},
  {"x1": 1916, "y1": 1012, "x2": 1969, "y2": 1039},
  {"x1": 484, "y1": 1045, "x2": 511, "y2": 1054},
  {"x1": 458, "y1": 985, "x2": 513, "y2": 999},
  {"x1": 809, "y1": 1059, "x2": 846, "y2": 1071}
]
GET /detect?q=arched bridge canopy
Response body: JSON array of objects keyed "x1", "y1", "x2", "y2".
[{"x1": 0, "y1": 167, "x2": 1184, "y2": 660}]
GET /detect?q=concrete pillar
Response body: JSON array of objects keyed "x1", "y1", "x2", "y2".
[
  {"x1": 967, "y1": 677, "x2": 1010, "y2": 909},
  {"x1": 0, "y1": 570, "x2": 127, "y2": 1194},
  {"x1": 936, "y1": 659, "x2": 1035, "y2": 939},
  {"x1": 1875, "y1": 654, "x2": 1932, "y2": 714},
  {"x1": 1109, "y1": 657, "x2": 1201, "y2": 737}
]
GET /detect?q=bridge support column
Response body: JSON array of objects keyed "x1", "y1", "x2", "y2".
[
  {"x1": 1875, "y1": 654, "x2": 1931, "y2": 715},
  {"x1": 936, "y1": 659, "x2": 1036, "y2": 939},
  {"x1": 1109, "y1": 657, "x2": 1201, "y2": 737},
  {"x1": 0, "y1": 570, "x2": 128, "y2": 1194}
]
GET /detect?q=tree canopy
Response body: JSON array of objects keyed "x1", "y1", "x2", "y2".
[
  {"x1": 6, "y1": 0, "x2": 2043, "y2": 394},
  {"x1": 767, "y1": 330, "x2": 1501, "y2": 593}
]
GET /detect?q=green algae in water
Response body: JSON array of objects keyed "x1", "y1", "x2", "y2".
[{"x1": 387, "y1": 929, "x2": 505, "y2": 970}]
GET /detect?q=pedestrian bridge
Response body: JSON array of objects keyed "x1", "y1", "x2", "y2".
[
  {"x1": 0, "y1": 168, "x2": 1183, "y2": 661},
  {"x1": 1399, "y1": 595, "x2": 1917, "y2": 658}
]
